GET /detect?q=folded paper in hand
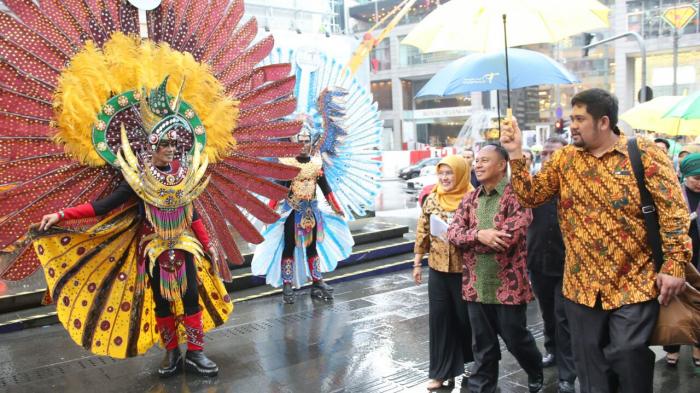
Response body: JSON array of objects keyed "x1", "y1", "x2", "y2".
[{"x1": 430, "y1": 215, "x2": 449, "y2": 241}]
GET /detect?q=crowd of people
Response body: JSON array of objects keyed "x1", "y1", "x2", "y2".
[{"x1": 414, "y1": 88, "x2": 698, "y2": 393}]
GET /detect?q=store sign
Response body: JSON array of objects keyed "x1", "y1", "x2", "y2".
[
  {"x1": 662, "y1": 5, "x2": 697, "y2": 30},
  {"x1": 409, "y1": 106, "x2": 473, "y2": 120}
]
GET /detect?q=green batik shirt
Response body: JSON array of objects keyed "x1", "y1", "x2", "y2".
[{"x1": 474, "y1": 177, "x2": 509, "y2": 303}]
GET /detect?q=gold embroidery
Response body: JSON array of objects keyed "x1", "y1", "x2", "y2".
[{"x1": 280, "y1": 158, "x2": 322, "y2": 209}]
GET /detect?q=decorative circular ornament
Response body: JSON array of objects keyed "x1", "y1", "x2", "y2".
[
  {"x1": 90, "y1": 89, "x2": 207, "y2": 167},
  {"x1": 166, "y1": 174, "x2": 176, "y2": 184},
  {"x1": 295, "y1": 47, "x2": 324, "y2": 72}
]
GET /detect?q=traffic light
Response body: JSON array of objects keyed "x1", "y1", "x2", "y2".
[
  {"x1": 582, "y1": 32, "x2": 596, "y2": 57},
  {"x1": 555, "y1": 118, "x2": 564, "y2": 134}
]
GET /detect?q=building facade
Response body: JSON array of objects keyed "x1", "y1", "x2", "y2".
[{"x1": 350, "y1": 0, "x2": 700, "y2": 150}]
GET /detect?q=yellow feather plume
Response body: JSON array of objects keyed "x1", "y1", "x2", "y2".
[{"x1": 54, "y1": 33, "x2": 238, "y2": 166}]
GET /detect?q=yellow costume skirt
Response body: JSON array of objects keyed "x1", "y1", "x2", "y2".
[{"x1": 31, "y1": 206, "x2": 233, "y2": 359}]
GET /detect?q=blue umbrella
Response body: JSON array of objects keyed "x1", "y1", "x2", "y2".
[{"x1": 416, "y1": 48, "x2": 579, "y2": 99}]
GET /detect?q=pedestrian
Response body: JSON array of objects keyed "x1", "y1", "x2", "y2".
[
  {"x1": 663, "y1": 153, "x2": 700, "y2": 367},
  {"x1": 414, "y1": 155, "x2": 475, "y2": 390},
  {"x1": 462, "y1": 147, "x2": 481, "y2": 188},
  {"x1": 447, "y1": 144, "x2": 543, "y2": 393},
  {"x1": 654, "y1": 138, "x2": 670, "y2": 155},
  {"x1": 500, "y1": 88, "x2": 689, "y2": 393},
  {"x1": 526, "y1": 136, "x2": 576, "y2": 393}
]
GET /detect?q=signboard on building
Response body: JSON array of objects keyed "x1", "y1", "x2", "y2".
[{"x1": 409, "y1": 106, "x2": 473, "y2": 120}]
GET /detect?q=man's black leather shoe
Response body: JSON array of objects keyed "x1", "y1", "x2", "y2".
[
  {"x1": 558, "y1": 380, "x2": 575, "y2": 393},
  {"x1": 528, "y1": 372, "x2": 544, "y2": 393},
  {"x1": 542, "y1": 352, "x2": 556, "y2": 368}
]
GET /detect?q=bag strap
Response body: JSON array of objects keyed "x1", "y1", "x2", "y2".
[{"x1": 627, "y1": 137, "x2": 664, "y2": 272}]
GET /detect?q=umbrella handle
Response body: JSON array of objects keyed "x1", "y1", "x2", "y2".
[{"x1": 506, "y1": 107, "x2": 513, "y2": 121}]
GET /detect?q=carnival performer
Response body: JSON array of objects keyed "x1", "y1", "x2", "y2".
[
  {"x1": 0, "y1": 0, "x2": 301, "y2": 377},
  {"x1": 251, "y1": 85, "x2": 379, "y2": 304},
  {"x1": 36, "y1": 86, "x2": 223, "y2": 375},
  {"x1": 257, "y1": 123, "x2": 350, "y2": 303}
]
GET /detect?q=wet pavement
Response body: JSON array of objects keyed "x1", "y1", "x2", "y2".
[{"x1": 1, "y1": 267, "x2": 699, "y2": 393}]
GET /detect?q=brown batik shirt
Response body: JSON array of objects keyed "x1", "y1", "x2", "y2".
[{"x1": 509, "y1": 135, "x2": 691, "y2": 309}]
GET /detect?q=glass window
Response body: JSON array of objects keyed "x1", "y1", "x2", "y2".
[
  {"x1": 370, "y1": 38, "x2": 391, "y2": 71},
  {"x1": 398, "y1": 34, "x2": 469, "y2": 67},
  {"x1": 371, "y1": 80, "x2": 393, "y2": 110},
  {"x1": 410, "y1": 79, "x2": 470, "y2": 109}
]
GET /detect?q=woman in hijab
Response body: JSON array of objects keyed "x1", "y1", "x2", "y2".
[
  {"x1": 664, "y1": 153, "x2": 700, "y2": 368},
  {"x1": 413, "y1": 155, "x2": 475, "y2": 390}
]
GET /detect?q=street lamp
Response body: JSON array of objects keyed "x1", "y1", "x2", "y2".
[{"x1": 582, "y1": 32, "x2": 647, "y2": 103}]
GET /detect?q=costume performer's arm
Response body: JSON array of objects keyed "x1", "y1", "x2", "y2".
[
  {"x1": 318, "y1": 171, "x2": 344, "y2": 217},
  {"x1": 267, "y1": 180, "x2": 291, "y2": 210},
  {"x1": 64, "y1": 181, "x2": 135, "y2": 219},
  {"x1": 38, "y1": 181, "x2": 135, "y2": 231}
]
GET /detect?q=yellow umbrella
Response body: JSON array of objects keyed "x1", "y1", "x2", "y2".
[
  {"x1": 620, "y1": 96, "x2": 700, "y2": 136},
  {"x1": 402, "y1": 0, "x2": 608, "y2": 120},
  {"x1": 402, "y1": 0, "x2": 609, "y2": 53}
]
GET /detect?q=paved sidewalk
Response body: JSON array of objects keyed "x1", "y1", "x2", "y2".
[{"x1": 0, "y1": 269, "x2": 698, "y2": 393}]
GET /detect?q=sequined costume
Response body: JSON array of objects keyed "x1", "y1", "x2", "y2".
[
  {"x1": 252, "y1": 48, "x2": 384, "y2": 300},
  {"x1": 0, "y1": 0, "x2": 303, "y2": 373},
  {"x1": 251, "y1": 153, "x2": 353, "y2": 293}
]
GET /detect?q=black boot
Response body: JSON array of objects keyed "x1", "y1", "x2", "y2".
[
  {"x1": 185, "y1": 350, "x2": 219, "y2": 377},
  {"x1": 158, "y1": 347, "x2": 182, "y2": 377},
  {"x1": 183, "y1": 311, "x2": 218, "y2": 377},
  {"x1": 310, "y1": 280, "x2": 333, "y2": 300},
  {"x1": 283, "y1": 282, "x2": 295, "y2": 304},
  {"x1": 156, "y1": 315, "x2": 181, "y2": 377}
]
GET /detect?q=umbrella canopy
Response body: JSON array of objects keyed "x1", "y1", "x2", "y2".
[
  {"x1": 402, "y1": 0, "x2": 609, "y2": 53},
  {"x1": 621, "y1": 96, "x2": 700, "y2": 136},
  {"x1": 664, "y1": 91, "x2": 700, "y2": 120},
  {"x1": 416, "y1": 49, "x2": 579, "y2": 99}
]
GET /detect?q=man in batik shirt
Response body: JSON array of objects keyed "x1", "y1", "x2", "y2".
[
  {"x1": 447, "y1": 144, "x2": 543, "y2": 393},
  {"x1": 501, "y1": 88, "x2": 689, "y2": 393}
]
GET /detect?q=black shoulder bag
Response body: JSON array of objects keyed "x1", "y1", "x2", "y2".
[{"x1": 627, "y1": 138, "x2": 664, "y2": 271}]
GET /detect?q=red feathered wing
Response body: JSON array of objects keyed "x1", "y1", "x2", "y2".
[{"x1": 0, "y1": 0, "x2": 300, "y2": 280}]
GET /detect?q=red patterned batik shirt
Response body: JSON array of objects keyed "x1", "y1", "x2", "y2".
[{"x1": 447, "y1": 179, "x2": 534, "y2": 305}]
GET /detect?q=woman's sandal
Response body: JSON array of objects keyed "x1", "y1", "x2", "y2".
[{"x1": 666, "y1": 353, "x2": 680, "y2": 367}]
